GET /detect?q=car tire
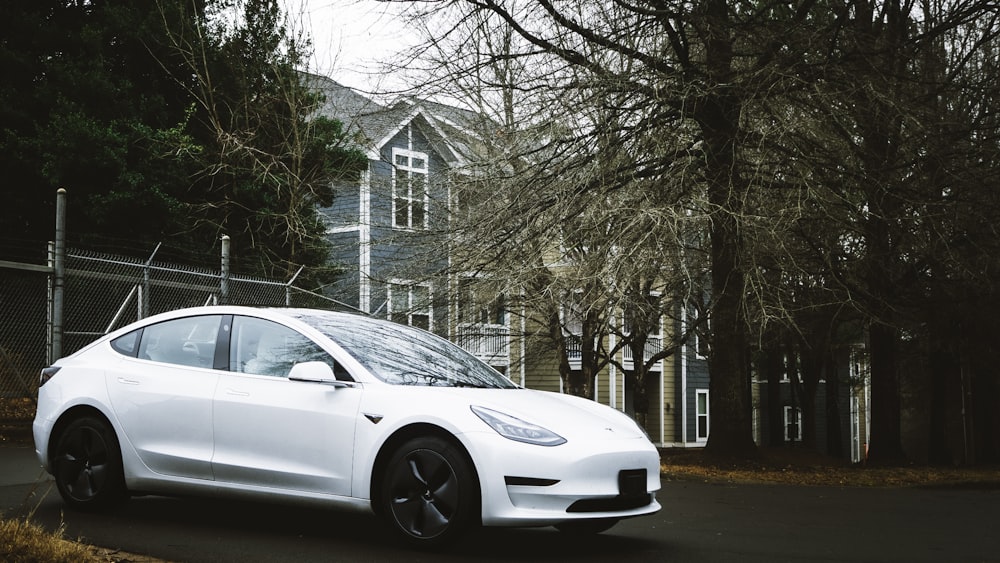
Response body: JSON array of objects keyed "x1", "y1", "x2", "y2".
[
  {"x1": 379, "y1": 435, "x2": 478, "y2": 548},
  {"x1": 52, "y1": 415, "x2": 128, "y2": 511},
  {"x1": 554, "y1": 518, "x2": 620, "y2": 535}
]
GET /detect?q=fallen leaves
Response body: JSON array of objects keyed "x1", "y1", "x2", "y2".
[{"x1": 660, "y1": 448, "x2": 1000, "y2": 488}]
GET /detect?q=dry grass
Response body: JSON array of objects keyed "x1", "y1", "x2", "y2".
[
  {"x1": 0, "y1": 517, "x2": 121, "y2": 563},
  {"x1": 0, "y1": 516, "x2": 168, "y2": 563}
]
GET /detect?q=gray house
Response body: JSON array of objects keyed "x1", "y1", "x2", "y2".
[
  {"x1": 305, "y1": 73, "x2": 719, "y2": 447},
  {"x1": 307, "y1": 74, "x2": 465, "y2": 334}
]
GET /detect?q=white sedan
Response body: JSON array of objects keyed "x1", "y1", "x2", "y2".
[{"x1": 33, "y1": 306, "x2": 661, "y2": 547}]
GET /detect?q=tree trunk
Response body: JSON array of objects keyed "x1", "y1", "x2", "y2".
[
  {"x1": 760, "y1": 342, "x2": 785, "y2": 448},
  {"x1": 867, "y1": 322, "x2": 906, "y2": 463},
  {"x1": 927, "y1": 314, "x2": 964, "y2": 465},
  {"x1": 699, "y1": 0, "x2": 756, "y2": 459},
  {"x1": 825, "y1": 350, "x2": 843, "y2": 459},
  {"x1": 799, "y1": 347, "x2": 821, "y2": 451},
  {"x1": 630, "y1": 337, "x2": 651, "y2": 429}
]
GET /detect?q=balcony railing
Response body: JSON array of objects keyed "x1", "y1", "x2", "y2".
[
  {"x1": 455, "y1": 323, "x2": 509, "y2": 366},
  {"x1": 559, "y1": 333, "x2": 663, "y2": 369},
  {"x1": 565, "y1": 334, "x2": 582, "y2": 360},
  {"x1": 623, "y1": 336, "x2": 663, "y2": 364}
]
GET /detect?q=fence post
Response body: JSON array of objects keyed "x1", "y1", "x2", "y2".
[
  {"x1": 50, "y1": 187, "x2": 66, "y2": 363},
  {"x1": 286, "y1": 266, "x2": 303, "y2": 306},
  {"x1": 220, "y1": 235, "x2": 230, "y2": 305},
  {"x1": 141, "y1": 242, "x2": 161, "y2": 319},
  {"x1": 46, "y1": 241, "x2": 54, "y2": 363}
]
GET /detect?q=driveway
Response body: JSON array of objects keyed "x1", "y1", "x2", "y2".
[
  {"x1": 0, "y1": 445, "x2": 45, "y2": 486},
  {"x1": 3, "y1": 445, "x2": 999, "y2": 562}
]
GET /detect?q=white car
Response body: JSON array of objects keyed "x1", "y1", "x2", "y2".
[{"x1": 33, "y1": 306, "x2": 661, "y2": 546}]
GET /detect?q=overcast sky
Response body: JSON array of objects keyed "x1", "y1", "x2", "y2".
[{"x1": 282, "y1": 0, "x2": 419, "y2": 93}]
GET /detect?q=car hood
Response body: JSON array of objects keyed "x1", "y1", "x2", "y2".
[{"x1": 441, "y1": 387, "x2": 649, "y2": 443}]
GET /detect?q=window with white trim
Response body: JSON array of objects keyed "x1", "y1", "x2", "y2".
[
  {"x1": 781, "y1": 354, "x2": 792, "y2": 382},
  {"x1": 622, "y1": 305, "x2": 663, "y2": 364},
  {"x1": 457, "y1": 278, "x2": 505, "y2": 325},
  {"x1": 389, "y1": 282, "x2": 431, "y2": 330},
  {"x1": 562, "y1": 289, "x2": 585, "y2": 336},
  {"x1": 392, "y1": 148, "x2": 428, "y2": 230},
  {"x1": 784, "y1": 406, "x2": 802, "y2": 442},
  {"x1": 696, "y1": 389, "x2": 710, "y2": 441}
]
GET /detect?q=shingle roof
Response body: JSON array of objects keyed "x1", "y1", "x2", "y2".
[
  {"x1": 301, "y1": 72, "x2": 390, "y2": 147},
  {"x1": 302, "y1": 72, "x2": 492, "y2": 166}
]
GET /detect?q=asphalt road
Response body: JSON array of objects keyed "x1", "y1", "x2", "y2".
[{"x1": 3, "y1": 446, "x2": 999, "y2": 562}]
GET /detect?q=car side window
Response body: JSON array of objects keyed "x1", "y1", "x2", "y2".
[
  {"x1": 137, "y1": 315, "x2": 222, "y2": 369},
  {"x1": 231, "y1": 316, "x2": 346, "y2": 379},
  {"x1": 110, "y1": 329, "x2": 141, "y2": 356}
]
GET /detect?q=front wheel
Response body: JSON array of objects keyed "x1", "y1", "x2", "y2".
[
  {"x1": 378, "y1": 436, "x2": 479, "y2": 548},
  {"x1": 51, "y1": 416, "x2": 127, "y2": 511},
  {"x1": 554, "y1": 518, "x2": 620, "y2": 535}
]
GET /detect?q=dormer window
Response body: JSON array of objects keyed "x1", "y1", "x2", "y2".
[{"x1": 392, "y1": 148, "x2": 429, "y2": 230}]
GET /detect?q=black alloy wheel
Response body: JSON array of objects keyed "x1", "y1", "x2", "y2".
[
  {"x1": 381, "y1": 436, "x2": 478, "y2": 547},
  {"x1": 52, "y1": 416, "x2": 127, "y2": 510}
]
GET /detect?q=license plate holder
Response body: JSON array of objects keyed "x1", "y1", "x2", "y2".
[{"x1": 618, "y1": 469, "x2": 647, "y2": 496}]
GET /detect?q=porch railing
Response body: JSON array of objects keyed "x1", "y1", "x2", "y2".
[
  {"x1": 456, "y1": 323, "x2": 509, "y2": 366},
  {"x1": 623, "y1": 336, "x2": 663, "y2": 363}
]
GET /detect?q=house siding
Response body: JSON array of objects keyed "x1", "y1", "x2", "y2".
[
  {"x1": 656, "y1": 354, "x2": 678, "y2": 446},
  {"x1": 683, "y1": 348, "x2": 711, "y2": 444},
  {"x1": 325, "y1": 180, "x2": 361, "y2": 227},
  {"x1": 315, "y1": 86, "x2": 454, "y2": 325}
]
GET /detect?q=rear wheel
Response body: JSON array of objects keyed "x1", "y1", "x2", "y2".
[
  {"x1": 555, "y1": 518, "x2": 620, "y2": 535},
  {"x1": 52, "y1": 416, "x2": 127, "y2": 511},
  {"x1": 378, "y1": 436, "x2": 478, "y2": 548}
]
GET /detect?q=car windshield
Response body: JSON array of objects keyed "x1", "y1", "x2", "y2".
[{"x1": 290, "y1": 311, "x2": 518, "y2": 389}]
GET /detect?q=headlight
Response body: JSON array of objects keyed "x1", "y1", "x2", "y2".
[{"x1": 471, "y1": 405, "x2": 566, "y2": 446}]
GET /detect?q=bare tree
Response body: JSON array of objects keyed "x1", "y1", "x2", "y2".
[
  {"x1": 394, "y1": 0, "x2": 780, "y2": 457},
  {"x1": 382, "y1": 0, "x2": 1000, "y2": 462},
  {"x1": 153, "y1": 0, "x2": 365, "y2": 282}
]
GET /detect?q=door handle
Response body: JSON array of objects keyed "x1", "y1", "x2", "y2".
[
  {"x1": 225, "y1": 388, "x2": 250, "y2": 397},
  {"x1": 117, "y1": 377, "x2": 140, "y2": 385}
]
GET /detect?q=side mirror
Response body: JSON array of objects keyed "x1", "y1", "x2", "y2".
[{"x1": 288, "y1": 361, "x2": 348, "y2": 386}]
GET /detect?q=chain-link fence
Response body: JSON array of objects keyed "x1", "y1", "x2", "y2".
[
  {"x1": 0, "y1": 244, "x2": 354, "y2": 400},
  {"x1": 0, "y1": 264, "x2": 49, "y2": 400}
]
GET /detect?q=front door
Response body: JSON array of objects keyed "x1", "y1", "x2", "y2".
[{"x1": 211, "y1": 315, "x2": 361, "y2": 496}]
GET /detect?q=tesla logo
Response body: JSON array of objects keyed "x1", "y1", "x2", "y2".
[{"x1": 364, "y1": 413, "x2": 384, "y2": 424}]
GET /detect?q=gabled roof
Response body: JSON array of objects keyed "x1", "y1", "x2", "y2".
[
  {"x1": 303, "y1": 72, "x2": 470, "y2": 166},
  {"x1": 371, "y1": 100, "x2": 465, "y2": 166},
  {"x1": 300, "y1": 72, "x2": 383, "y2": 137}
]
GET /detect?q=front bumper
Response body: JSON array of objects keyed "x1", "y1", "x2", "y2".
[{"x1": 462, "y1": 431, "x2": 662, "y2": 527}]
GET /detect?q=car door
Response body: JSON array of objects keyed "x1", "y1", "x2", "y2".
[
  {"x1": 105, "y1": 314, "x2": 223, "y2": 480},
  {"x1": 211, "y1": 315, "x2": 361, "y2": 496}
]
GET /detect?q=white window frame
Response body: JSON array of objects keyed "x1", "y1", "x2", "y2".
[
  {"x1": 561, "y1": 289, "x2": 585, "y2": 337},
  {"x1": 696, "y1": 389, "x2": 710, "y2": 442},
  {"x1": 621, "y1": 306, "x2": 663, "y2": 366},
  {"x1": 388, "y1": 281, "x2": 432, "y2": 330},
  {"x1": 784, "y1": 406, "x2": 803, "y2": 442},
  {"x1": 391, "y1": 147, "x2": 429, "y2": 230},
  {"x1": 457, "y1": 277, "x2": 506, "y2": 326},
  {"x1": 622, "y1": 292, "x2": 664, "y2": 339}
]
